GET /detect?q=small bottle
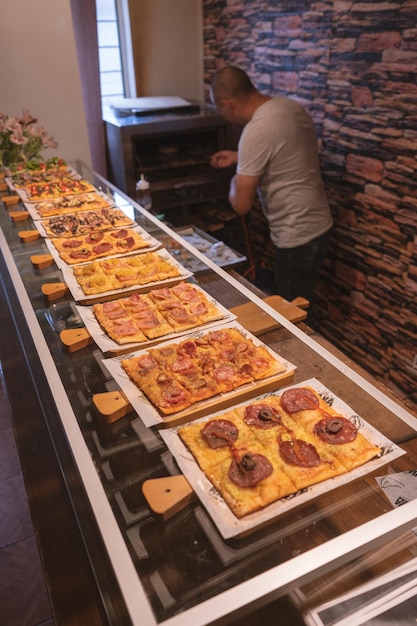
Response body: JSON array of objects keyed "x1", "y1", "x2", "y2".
[{"x1": 135, "y1": 173, "x2": 152, "y2": 212}]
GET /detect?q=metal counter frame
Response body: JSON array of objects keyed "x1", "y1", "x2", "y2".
[{"x1": 1, "y1": 164, "x2": 417, "y2": 626}]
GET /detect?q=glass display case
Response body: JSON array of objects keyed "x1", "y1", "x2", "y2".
[{"x1": 1, "y1": 162, "x2": 417, "y2": 626}]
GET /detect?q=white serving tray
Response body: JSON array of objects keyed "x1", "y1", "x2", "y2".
[
  {"x1": 44, "y1": 224, "x2": 161, "y2": 270},
  {"x1": 60, "y1": 247, "x2": 193, "y2": 304},
  {"x1": 102, "y1": 320, "x2": 296, "y2": 427},
  {"x1": 24, "y1": 189, "x2": 115, "y2": 221},
  {"x1": 75, "y1": 282, "x2": 236, "y2": 355},
  {"x1": 160, "y1": 377, "x2": 405, "y2": 539}
]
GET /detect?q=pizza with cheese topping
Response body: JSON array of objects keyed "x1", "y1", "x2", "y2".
[
  {"x1": 50, "y1": 227, "x2": 153, "y2": 265},
  {"x1": 177, "y1": 387, "x2": 382, "y2": 518},
  {"x1": 121, "y1": 327, "x2": 287, "y2": 415},
  {"x1": 92, "y1": 282, "x2": 226, "y2": 344},
  {"x1": 25, "y1": 178, "x2": 96, "y2": 200},
  {"x1": 72, "y1": 250, "x2": 184, "y2": 295},
  {"x1": 29, "y1": 193, "x2": 114, "y2": 218},
  {"x1": 39, "y1": 208, "x2": 135, "y2": 237}
]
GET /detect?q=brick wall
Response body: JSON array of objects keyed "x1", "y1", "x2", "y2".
[{"x1": 202, "y1": 0, "x2": 417, "y2": 410}]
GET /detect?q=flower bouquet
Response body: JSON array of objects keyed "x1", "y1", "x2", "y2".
[{"x1": 0, "y1": 109, "x2": 59, "y2": 172}]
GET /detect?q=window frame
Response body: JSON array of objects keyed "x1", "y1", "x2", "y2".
[{"x1": 96, "y1": 0, "x2": 136, "y2": 108}]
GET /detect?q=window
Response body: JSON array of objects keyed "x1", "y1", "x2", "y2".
[{"x1": 96, "y1": 0, "x2": 136, "y2": 109}]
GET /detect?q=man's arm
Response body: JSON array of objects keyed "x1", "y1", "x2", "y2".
[{"x1": 228, "y1": 173, "x2": 261, "y2": 216}]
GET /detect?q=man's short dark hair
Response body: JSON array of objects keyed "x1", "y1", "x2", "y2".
[{"x1": 211, "y1": 66, "x2": 256, "y2": 103}]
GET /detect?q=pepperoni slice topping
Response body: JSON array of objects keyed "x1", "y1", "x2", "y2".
[
  {"x1": 111, "y1": 228, "x2": 129, "y2": 238},
  {"x1": 171, "y1": 358, "x2": 197, "y2": 375},
  {"x1": 280, "y1": 388, "x2": 319, "y2": 414},
  {"x1": 92, "y1": 241, "x2": 113, "y2": 255},
  {"x1": 228, "y1": 453, "x2": 273, "y2": 488},
  {"x1": 63, "y1": 239, "x2": 83, "y2": 248},
  {"x1": 314, "y1": 416, "x2": 357, "y2": 444},
  {"x1": 136, "y1": 354, "x2": 159, "y2": 372},
  {"x1": 201, "y1": 419, "x2": 238, "y2": 448},
  {"x1": 213, "y1": 364, "x2": 237, "y2": 383},
  {"x1": 244, "y1": 403, "x2": 282, "y2": 429},
  {"x1": 279, "y1": 439, "x2": 321, "y2": 467},
  {"x1": 161, "y1": 385, "x2": 188, "y2": 406},
  {"x1": 177, "y1": 340, "x2": 197, "y2": 357}
]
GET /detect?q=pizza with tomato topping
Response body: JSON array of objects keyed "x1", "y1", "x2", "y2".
[
  {"x1": 29, "y1": 193, "x2": 114, "y2": 218},
  {"x1": 39, "y1": 208, "x2": 135, "y2": 237},
  {"x1": 8, "y1": 157, "x2": 67, "y2": 176},
  {"x1": 177, "y1": 387, "x2": 382, "y2": 518},
  {"x1": 50, "y1": 227, "x2": 153, "y2": 265},
  {"x1": 24, "y1": 178, "x2": 96, "y2": 200},
  {"x1": 121, "y1": 327, "x2": 287, "y2": 416},
  {"x1": 10, "y1": 166, "x2": 75, "y2": 189},
  {"x1": 92, "y1": 282, "x2": 227, "y2": 344}
]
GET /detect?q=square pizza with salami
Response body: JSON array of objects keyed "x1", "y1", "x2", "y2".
[
  {"x1": 121, "y1": 326, "x2": 287, "y2": 416},
  {"x1": 177, "y1": 385, "x2": 382, "y2": 518},
  {"x1": 50, "y1": 227, "x2": 153, "y2": 265}
]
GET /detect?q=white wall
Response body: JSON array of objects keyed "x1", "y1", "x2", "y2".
[
  {"x1": 0, "y1": 0, "x2": 91, "y2": 167},
  {"x1": 129, "y1": 0, "x2": 204, "y2": 101}
]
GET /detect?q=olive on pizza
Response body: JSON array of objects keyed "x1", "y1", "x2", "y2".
[
  {"x1": 314, "y1": 415, "x2": 358, "y2": 444},
  {"x1": 244, "y1": 403, "x2": 282, "y2": 429},
  {"x1": 228, "y1": 452, "x2": 273, "y2": 488}
]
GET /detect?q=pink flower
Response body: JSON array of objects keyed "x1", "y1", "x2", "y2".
[
  {"x1": 10, "y1": 132, "x2": 28, "y2": 146},
  {"x1": 5, "y1": 117, "x2": 22, "y2": 133},
  {"x1": 19, "y1": 108, "x2": 37, "y2": 126},
  {"x1": 0, "y1": 108, "x2": 59, "y2": 166}
]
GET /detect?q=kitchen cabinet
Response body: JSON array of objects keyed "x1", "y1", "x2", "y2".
[{"x1": 1, "y1": 163, "x2": 417, "y2": 625}]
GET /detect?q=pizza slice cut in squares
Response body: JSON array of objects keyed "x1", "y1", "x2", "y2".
[
  {"x1": 121, "y1": 352, "x2": 192, "y2": 414},
  {"x1": 278, "y1": 387, "x2": 382, "y2": 472},
  {"x1": 231, "y1": 396, "x2": 347, "y2": 492},
  {"x1": 122, "y1": 293, "x2": 175, "y2": 339},
  {"x1": 175, "y1": 334, "x2": 254, "y2": 393},
  {"x1": 92, "y1": 300, "x2": 147, "y2": 344},
  {"x1": 205, "y1": 327, "x2": 285, "y2": 380},
  {"x1": 170, "y1": 282, "x2": 225, "y2": 324},
  {"x1": 179, "y1": 410, "x2": 296, "y2": 518},
  {"x1": 94, "y1": 257, "x2": 140, "y2": 289},
  {"x1": 152, "y1": 255, "x2": 183, "y2": 281},
  {"x1": 140, "y1": 281, "x2": 225, "y2": 334},
  {"x1": 161, "y1": 306, "x2": 201, "y2": 333},
  {"x1": 73, "y1": 261, "x2": 113, "y2": 295},
  {"x1": 147, "y1": 285, "x2": 201, "y2": 333},
  {"x1": 205, "y1": 443, "x2": 295, "y2": 518},
  {"x1": 124, "y1": 252, "x2": 179, "y2": 282},
  {"x1": 123, "y1": 254, "x2": 163, "y2": 284},
  {"x1": 148, "y1": 342, "x2": 222, "y2": 403}
]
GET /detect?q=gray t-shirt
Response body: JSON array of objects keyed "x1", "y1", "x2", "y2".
[{"x1": 237, "y1": 96, "x2": 333, "y2": 248}]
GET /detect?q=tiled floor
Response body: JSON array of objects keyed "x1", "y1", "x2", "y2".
[{"x1": 0, "y1": 363, "x2": 54, "y2": 626}]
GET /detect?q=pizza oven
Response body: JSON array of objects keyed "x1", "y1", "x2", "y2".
[{"x1": 104, "y1": 103, "x2": 238, "y2": 224}]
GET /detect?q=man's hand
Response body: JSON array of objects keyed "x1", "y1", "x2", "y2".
[{"x1": 210, "y1": 150, "x2": 238, "y2": 169}]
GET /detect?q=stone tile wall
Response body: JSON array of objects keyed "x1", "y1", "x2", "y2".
[{"x1": 203, "y1": 0, "x2": 417, "y2": 410}]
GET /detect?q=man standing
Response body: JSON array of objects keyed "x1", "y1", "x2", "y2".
[{"x1": 210, "y1": 66, "x2": 333, "y2": 307}]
